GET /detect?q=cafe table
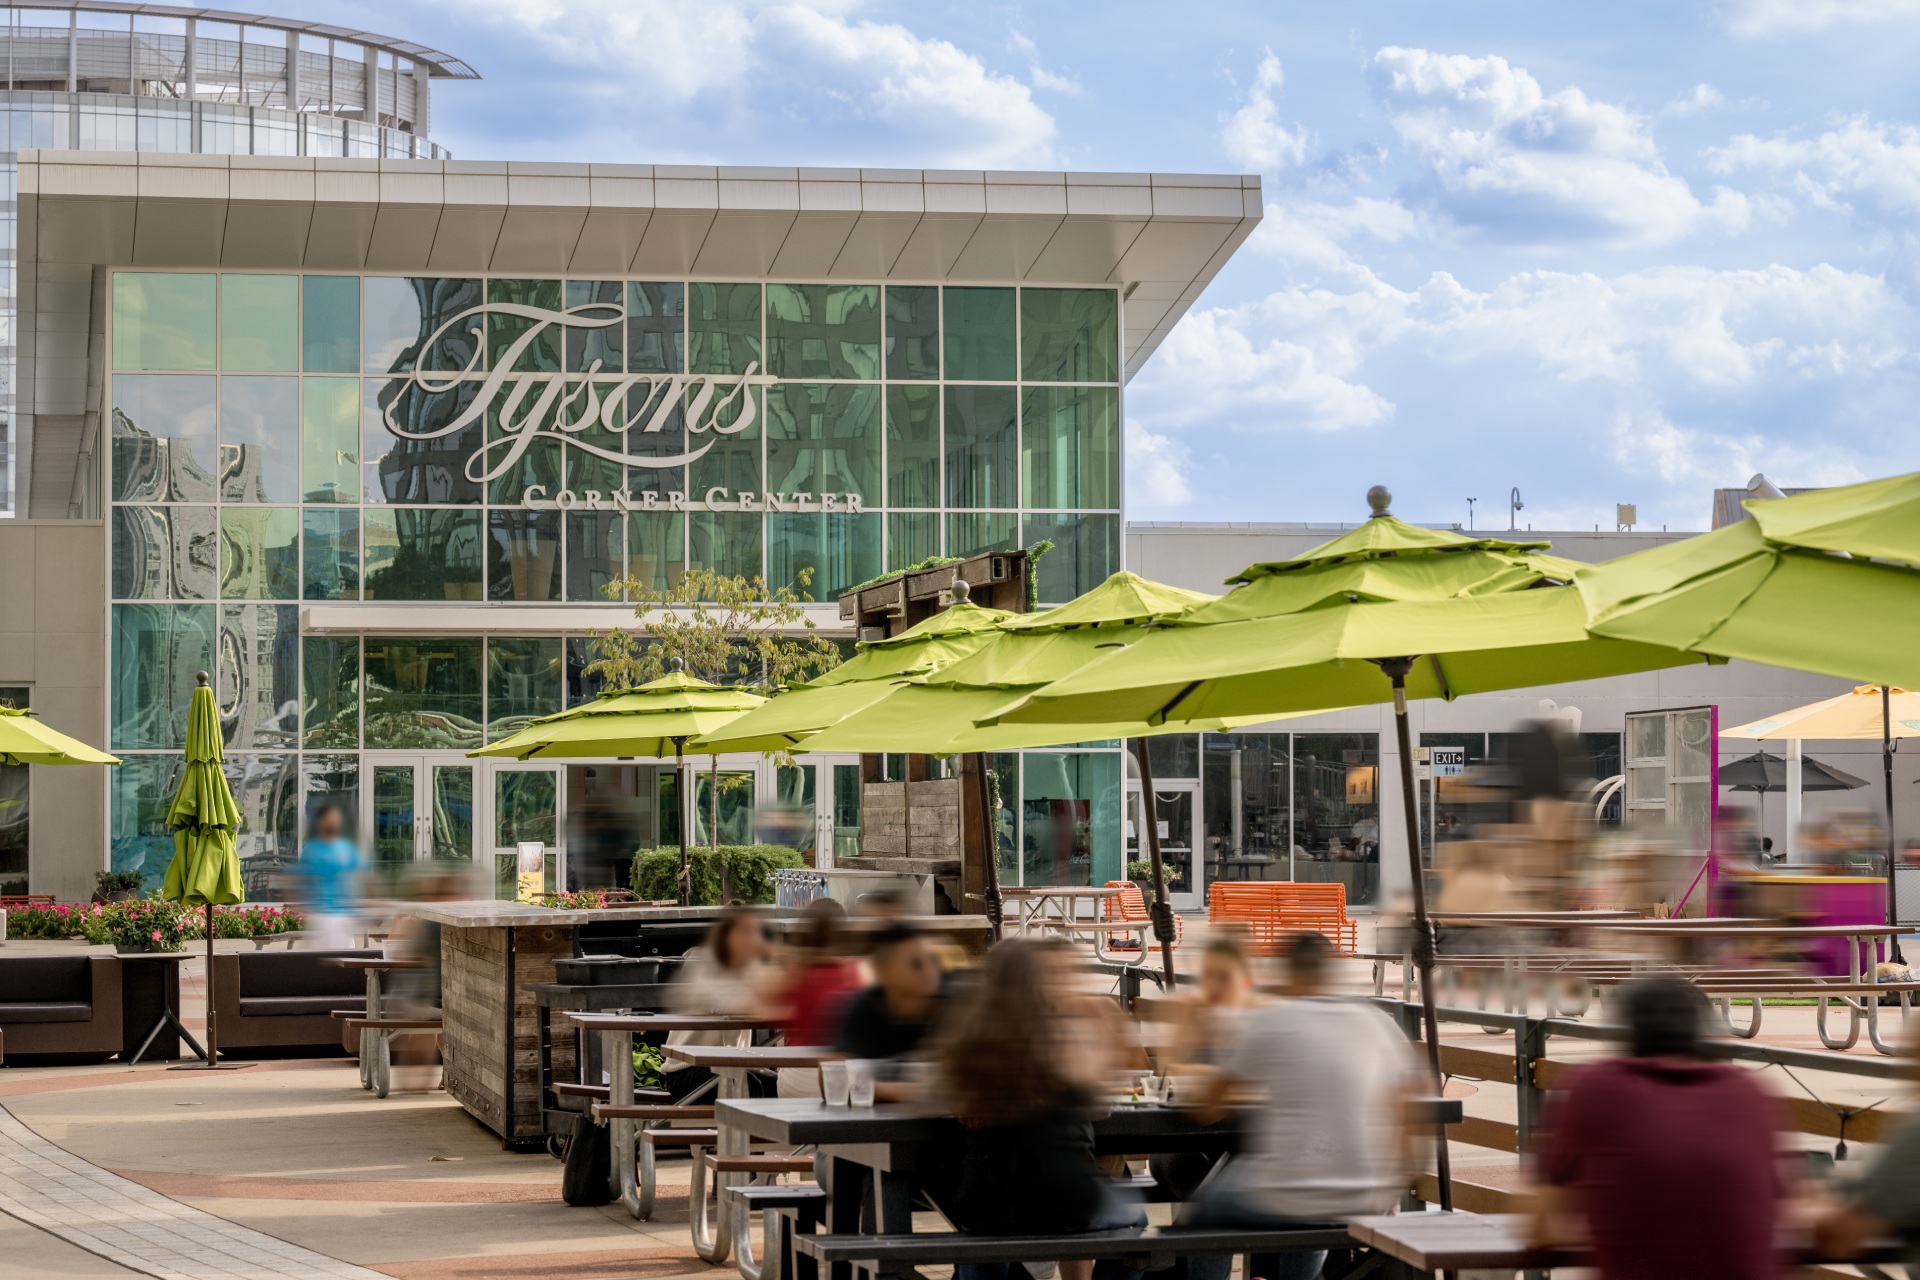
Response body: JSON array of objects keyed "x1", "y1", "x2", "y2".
[
  {"x1": 665, "y1": 1044, "x2": 843, "y2": 1265},
  {"x1": 327, "y1": 955, "x2": 427, "y2": 1087}
]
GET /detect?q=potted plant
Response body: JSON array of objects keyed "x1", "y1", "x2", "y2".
[
  {"x1": 91, "y1": 870, "x2": 145, "y2": 904},
  {"x1": 97, "y1": 898, "x2": 192, "y2": 954}
]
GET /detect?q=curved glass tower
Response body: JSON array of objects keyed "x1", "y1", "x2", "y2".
[{"x1": 0, "y1": 2, "x2": 474, "y2": 514}]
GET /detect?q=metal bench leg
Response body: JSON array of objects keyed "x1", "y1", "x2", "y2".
[
  {"x1": 370, "y1": 1031, "x2": 393, "y2": 1098},
  {"x1": 1716, "y1": 995, "x2": 1762, "y2": 1039},
  {"x1": 358, "y1": 1027, "x2": 375, "y2": 1090},
  {"x1": 690, "y1": 1142, "x2": 730, "y2": 1264},
  {"x1": 1817, "y1": 994, "x2": 1863, "y2": 1051},
  {"x1": 1867, "y1": 990, "x2": 1908, "y2": 1056}
]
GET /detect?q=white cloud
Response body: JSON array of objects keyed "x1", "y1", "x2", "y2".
[
  {"x1": 1368, "y1": 46, "x2": 1751, "y2": 246},
  {"x1": 433, "y1": 0, "x2": 1058, "y2": 167},
  {"x1": 1221, "y1": 51, "x2": 1309, "y2": 171},
  {"x1": 1711, "y1": 115, "x2": 1920, "y2": 219},
  {"x1": 1135, "y1": 305, "x2": 1398, "y2": 433},
  {"x1": 1723, "y1": 0, "x2": 1920, "y2": 37},
  {"x1": 1010, "y1": 31, "x2": 1083, "y2": 95},
  {"x1": 1608, "y1": 408, "x2": 1869, "y2": 488},
  {"x1": 1662, "y1": 83, "x2": 1726, "y2": 117},
  {"x1": 1124, "y1": 421, "x2": 1195, "y2": 509}
]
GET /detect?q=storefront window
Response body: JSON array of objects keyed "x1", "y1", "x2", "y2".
[
  {"x1": 627, "y1": 282, "x2": 685, "y2": 373},
  {"x1": 219, "y1": 376, "x2": 300, "y2": 502},
  {"x1": 363, "y1": 277, "x2": 484, "y2": 376},
  {"x1": 885, "y1": 285, "x2": 939, "y2": 380},
  {"x1": 885, "y1": 384, "x2": 940, "y2": 509},
  {"x1": 113, "y1": 505, "x2": 217, "y2": 600},
  {"x1": 689, "y1": 511, "x2": 763, "y2": 581},
  {"x1": 768, "y1": 511, "x2": 882, "y2": 599},
  {"x1": 1292, "y1": 733, "x2": 1381, "y2": 906},
  {"x1": 888, "y1": 511, "x2": 941, "y2": 570},
  {"x1": 691, "y1": 387, "x2": 764, "y2": 496},
  {"x1": 365, "y1": 379, "x2": 484, "y2": 505},
  {"x1": 766, "y1": 283, "x2": 880, "y2": 379},
  {"x1": 110, "y1": 754, "x2": 185, "y2": 888},
  {"x1": 219, "y1": 507, "x2": 298, "y2": 600},
  {"x1": 769, "y1": 765, "x2": 818, "y2": 857},
  {"x1": 1021, "y1": 287, "x2": 1120, "y2": 383},
  {"x1": 302, "y1": 508, "x2": 359, "y2": 600},
  {"x1": 944, "y1": 385, "x2": 1017, "y2": 509},
  {"x1": 1022, "y1": 385, "x2": 1118, "y2": 510},
  {"x1": 767, "y1": 383, "x2": 881, "y2": 497},
  {"x1": 947, "y1": 511, "x2": 1017, "y2": 558},
  {"x1": 1025, "y1": 513, "x2": 1118, "y2": 604},
  {"x1": 113, "y1": 375, "x2": 218, "y2": 503},
  {"x1": 628, "y1": 511, "x2": 687, "y2": 594},
  {"x1": 487, "y1": 279, "x2": 564, "y2": 372},
  {"x1": 565, "y1": 280, "x2": 624, "y2": 374},
  {"x1": 220, "y1": 605, "x2": 299, "y2": 748},
  {"x1": 944, "y1": 287, "x2": 1016, "y2": 381},
  {"x1": 487, "y1": 509, "x2": 562, "y2": 602},
  {"x1": 1021, "y1": 751, "x2": 1121, "y2": 887},
  {"x1": 689, "y1": 282, "x2": 762, "y2": 375},
  {"x1": 567, "y1": 511, "x2": 624, "y2": 602},
  {"x1": 224, "y1": 754, "x2": 299, "y2": 878},
  {"x1": 301, "y1": 377, "x2": 359, "y2": 503},
  {"x1": 302, "y1": 755, "x2": 359, "y2": 833},
  {"x1": 111, "y1": 604, "x2": 217, "y2": 751},
  {"x1": 114, "y1": 273, "x2": 216, "y2": 371},
  {"x1": 488, "y1": 638, "x2": 564, "y2": 742},
  {"x1": 302, "y1": 637, "x2": 359, "y2": 749},
  {"x1": 220, "y1": 274, "x2": 298, "y2": 372},
  {"x1": 1201, "y1": 733, "x2": 1291, "y2": 876},
  {"x1": 302, "y1": 276, "x2": 360, "y2": 374},
  {"x1": 363, "y1": 636, "x2": 484, "y2": 750},
  {"x1": 694, "y1": 770, "x2": 757, "y2": 845},
  {"x1": 485, "y1": 394, "x2": 561, "y2": 505},
  {"x1": 362, "y1": 509, "x2": 483, "y2": 600}
]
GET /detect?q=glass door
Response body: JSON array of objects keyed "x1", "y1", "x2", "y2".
[
  {"x1": 490, "y1": 763, "x2": 561, "y2": 900},
  {"x1": 1127, "y1": 778, "x2": 1201, "y2": 909},
  {"x1": 363, "y1": 756, "x2": 479, "y2": 887}
]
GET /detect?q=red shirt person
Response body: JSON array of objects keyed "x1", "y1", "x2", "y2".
[{"x1": 1533, "y1": 977, "x2": 1791, "y2": 1280}]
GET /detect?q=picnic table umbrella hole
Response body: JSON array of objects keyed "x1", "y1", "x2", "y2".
[{"x1": 160, "y1": 672, "x2": 246, "y2": 1070}]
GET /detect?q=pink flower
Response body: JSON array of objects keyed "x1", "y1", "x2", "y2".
[{"x1": 150, "y1": 930, "x2": 162, "y2": 941}]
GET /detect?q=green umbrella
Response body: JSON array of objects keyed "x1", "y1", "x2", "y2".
[
  {"x1": 469, "y1": 668, "x2": 766, "y2": 904},
  {"x1": 0, "y1": 706, "x2": 121, "y2": 766},
  {"x1": 990, "y1": 491, "x2": 1719, "y2": 1211},
  {"x1": 161, "y1": 673, "x2": 243, "y2": 1069},
  {"x1": 688, "y1": 599, "x2": 1013, "y2": 754}
]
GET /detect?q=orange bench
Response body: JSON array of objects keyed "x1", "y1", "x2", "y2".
[
  {"x1": 1101, "y1": 881, "x2": 1184, "y2": 955},
  {"x1": 1208, "y1": 882, "x2": 1358, "y2": 955}
]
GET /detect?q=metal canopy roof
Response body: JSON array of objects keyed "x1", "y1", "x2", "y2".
[{"x1": 16, "y1": 0, "x2": 480, "y2": 78}]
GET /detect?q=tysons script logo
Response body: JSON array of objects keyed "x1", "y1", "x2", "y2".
[{"x1": 382, "y1": 301, "x2": 865, "y2": 514}]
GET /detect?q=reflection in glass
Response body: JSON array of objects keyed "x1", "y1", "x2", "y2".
[
  {"x1": 488, "y1": 637, "x2": 564, "y2": 741},
  {"x1": 627, "y1": 510, "x2": 686, "y2": 594},
  {"x1": 947, "y1": 511, "x2": 1018, "y2": 559},
  {"x1": 767, "y1": 383, "x2": 880, "y2": 498},
  {"x1": 621, "y1": 383, "x2": 686, "y2": 496},
  {"x1": 0, "y1": 687, "x2": 24, "y2": 896},
  {"x1": 112, "y1": 603, "x2": 217, "y2": 750},
  {"x1": 765, "y1": 283, "x2": 879, "y2": 379},
  {"x1": 302, "y1": 508, "x2": 359, "y2": 600},
  {"x1": 564, "y1": 384, "x2": 629, "y2": 496},
  {"x1": 219, "y1": 376, "x2": 300, "y2": 502},
  {"x1": 769, "y1": 764, "x2": 817, "y2": 858},
  {"x1": 885, "y1": 385, "x2": 939, "y2": 508},
  {"x1": 362, "y1": 509, "x2": 484, "y2": 600},
  {"x1": 990, "y1": 753, "x2": 1020, "y2": 886},
  {"x1": 486, "y1": 393, "x2": 562, "y2": 505},
  {"x1": 371, "y1": 765, "x2": 415, "y2": 865},
  {"x1": 689, "y1": 387, "x2": 761, "y2": 496},
  {"x1": 1021, "y1": 287, "x2": 1120, "y2": 383},
  {"x1": 301, "y1": 377, "x2": 359, "y2": 503},
  {"x1": 769, "y1": 512, "x2": 881, "y2": 600},
  {"x1": 689, "y1": 511, "x2": 763, "y2": 582},
  {"x1": 220, "y1": 275, "x2": 298, "y2": 372},
  {"x1": 694, "y1": 771, "x2": 757, "y2": 846},
  {"x1": 1022, "y1": 386, "x2": 1118, "y2": 510},
  {"x1": 1292, "y1": 733, "x2": 1381, "y2": 906},
  {"x1": 885, "y1": 285, "x2": 939, "y2": 380},
  {"x1": 627, "y1": 282, "x2": 685, "y2": 373},
  {"x1": 301, "y1": 755, "x2": 359, "y2": 837},
  {"x1": 113, "y1": 505, "x2": 217, "y2": 600},
  {"x1": 430, "y1": 765, "x2": 476, "y2": 862},
  {"x1": 487, "y1": 509, "x2": 562, "y2": 602},
  {"x1": 943, "y1": 287, "x2": 1016, "y2": 381},
  {"x1": 488, "y1": 279, "x2": 564, "y2": 372},
  {"x1": 363, "y1": 277, "x2": 484, "y2": 376},
  {"x1": 302, "y1": 636, "x2": 359, "y2": 749},
  {"x1": 565, "y1": 280, "x2": 624, "y2": 373},
  {"x1": 223, "y1": 753, "x2": 299, "y2": 877},
  {"x1": 111, "y1": 754, "x2": 185, "y2": 888},
  {"x1": 1022, "y1": 752, "x2": 1121, "y2": 888},
  {"x1": 497, "y1": 770, "x2": 558, "y2": 847},
  {"x1": 566, "y1": 511, "x2": 623, "y2": 601},
  {"x1": 688, "y1": 282, "x2": 761, "y2": 375},
  {"x1": 363, "y1": 636, "x2": 484, "y2": 749},
  {"x1": 113, "y1": 273, "x2": 215, "y2": 371},
  {"x1": 567, "y1": 636, "x2": 612, "y2": 706},
  {"x1": 945, "y1": 386, "x2": 1017, "y2": 508},
  {"x1": 887, "y1": 511, "x2": 940, "y2": 571},
  {"x1": 220, "y1": 507, "x2": 299, "y2": 599},
  {"x1": 1023, "y1": 513, "x2": 1118, "y2": 604},
  {"x1": 303, "y1": 276, "x2": 360, "y2": 373},
  {"x1": 365, "y1": 379, "x2": 483, "y2": 504},
  {"x1": 113, "y1": 375, "x2": 218, "y2": 502},
  {"x1": 218, "y1": 604, "x2": 299, "y2": 748}
]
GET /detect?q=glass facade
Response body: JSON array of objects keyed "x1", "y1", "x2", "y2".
[{"x1": 105, "y1": 269, "x2": 1125, "y2": 885}]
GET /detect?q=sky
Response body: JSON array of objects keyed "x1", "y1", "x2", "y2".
[{"x1": 283, "y1": 0, "x2": 1920, "y2": 531}]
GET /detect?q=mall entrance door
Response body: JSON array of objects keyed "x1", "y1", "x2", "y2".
[
  {"x1": 364, "y1": 755, "x2": 479, "y2": 886},
  {"x1": 491, "y1": 762, "x2": 563, "y2": 899},
  {"x1": 1126, "y1": 777, "x2": 1202, "y2": 911}
]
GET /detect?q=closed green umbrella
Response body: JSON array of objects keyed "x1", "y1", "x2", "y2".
[{"x1": 161, "y1": 672, "x2": 243, "y2": 1069}]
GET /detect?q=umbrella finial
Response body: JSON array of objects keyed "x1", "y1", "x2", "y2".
[
  {"x1": 195, "y1": 670, "x2": 209, "y2": 687},
  {"x1": 1366, "y1": 486, "x2": 1392, "y2": 519},
  {"x1": 669, "y1": 657, "x2": 685, "y2": 673},
  {"x1": 951, "y1": 577, "x2": 971, "y2": 603}
]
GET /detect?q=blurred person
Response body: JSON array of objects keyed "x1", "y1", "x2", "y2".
[
  {"x1": 834, "y1": 922, "x2": 944, "y2": 1101},
  {"x1": 1150, "y1": 935, "x2": 1264, "y2": 1201},
  {"x1": 936, "y1": 936, "x2": 1145, "y2": 1280},
  {"x1": 1709, "y1": 806, "x2": 1765, "y2": 919},
  {"x1": 663, "y1": 907, "x2": 776, "y2": 1100},
  {"x1": 1530, "y1": 976, "x2": 1791, "y2": 1280},
  {"x1": 1813, "y1": 1042, "x2": 1920, "y2": 1264},
  {"x1": 772, "y1": 897, "x2": 864, "y2": 1096},
  {"x1": 1184, "y1": 932, "x2": 1418, "y2": 1280},
  {"x1": 298, "y1": 803, "x2": 363, "y2": 950}
]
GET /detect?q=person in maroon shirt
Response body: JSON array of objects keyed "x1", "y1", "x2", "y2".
[{"x1": 1531, "y1": 976, "x2": 1792, "y2": 1280}]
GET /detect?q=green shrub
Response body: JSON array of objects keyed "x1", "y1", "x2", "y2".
[{"x1": 630, "y1": 845, "x2": 807, "y2": 905}]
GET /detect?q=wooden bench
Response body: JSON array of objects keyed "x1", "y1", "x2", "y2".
[
  {"x1": 339, "y1": 1017, "x2": 442, "y2": 1097},
  {"x1": 794, "y1": 1225, "x2": 1353, "y2": 1278},
  {"x1": 1209, "y1": 882, "x2": 1358, "y2": 954},
  {"x1": 590, "y1": 1100, "x2": 710, "y2": 1121}
]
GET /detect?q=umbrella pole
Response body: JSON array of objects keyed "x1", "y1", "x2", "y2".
[
  {"x1": 973, "y1": 760, "x2": 1003, "y2": 943},
  {"x1": 1379, "y1": 658, "x2": 1453, "y2": 1213},
  {"x1": 1885, "y1": 688, "x2": 1902, "y2": 958},
  {"x1": 1129, "y1": 739, "x2": 1178, "y2": 989},
  {"x1": 205, "y1": 901, "x2": 217, "y2": 1066},
  {"x1": 675, "y1": 738, "x2": 690, "y2": 907}
]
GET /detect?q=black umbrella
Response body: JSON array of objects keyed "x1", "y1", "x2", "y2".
[{"x1": 1720, "y1": 750, "x2": 1866, "y2": 845}]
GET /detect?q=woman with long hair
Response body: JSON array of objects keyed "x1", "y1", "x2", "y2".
[
  {"x1": 662, "y1": 906, "x2": 775, "y2": 1099},
  {"x1": 936, "y1": 936, "x2": 1144, "y2": 1280}
]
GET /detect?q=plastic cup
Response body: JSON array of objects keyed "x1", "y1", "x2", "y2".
[
  {"x1": 847, "y1": 1059, "x2": 878, "y2": 1108},
  {"x1": 820, "y1": 1060, "x2": 850, "y2": 1106}
]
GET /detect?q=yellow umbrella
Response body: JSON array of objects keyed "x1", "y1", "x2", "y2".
[{"x1": 0, "y1": 706, "x2": 120, "y2": 765}]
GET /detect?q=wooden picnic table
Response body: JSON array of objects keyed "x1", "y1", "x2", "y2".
[{"x1": 1346, "y1": 1210, "x2": 1904, "y2": 1275}]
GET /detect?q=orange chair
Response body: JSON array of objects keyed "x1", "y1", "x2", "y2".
[{"x1": 1101, "y1": 881, "x2": 1184, "y2": 956}]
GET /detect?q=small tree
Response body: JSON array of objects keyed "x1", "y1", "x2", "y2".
[{"x1": 585, "y1": 567, "x2": 844, "y2": 902}]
